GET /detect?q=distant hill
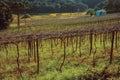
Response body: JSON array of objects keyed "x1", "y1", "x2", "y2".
[{"x1": 3, "y1": 0, "x2": 108, "y2": 13}]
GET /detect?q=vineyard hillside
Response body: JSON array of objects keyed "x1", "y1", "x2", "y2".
[{"x1": 0, "y1": 13, "x2": 120, "y2": 80}]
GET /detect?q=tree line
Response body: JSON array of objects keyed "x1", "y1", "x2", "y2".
[
  {"x1": 2, "y1": 0, "x2": 120, "y2": 13},
  {"x1": 3, "y1": 0, "x2": 103, "y2": 13}
]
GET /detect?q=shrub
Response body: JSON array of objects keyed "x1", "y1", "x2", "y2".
[{"x1": 86, "y1": 8, "x2": 95, "y2": 16}]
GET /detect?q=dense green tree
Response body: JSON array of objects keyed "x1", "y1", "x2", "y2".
[
  {"x1": 86, "y1": 8, "x2": 95, "y2": 16},
  {"x1": 0, "y1": 1, "x2": 12, "y2": 30}
]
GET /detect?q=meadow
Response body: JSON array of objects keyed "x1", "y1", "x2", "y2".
[{"x1": 0, "y1": 13, "x2": 120, "y2": 80}]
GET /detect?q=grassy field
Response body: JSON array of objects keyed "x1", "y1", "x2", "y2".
[
  {"x1": 0, "y1": 13, "x2": 120, "y2": 80},
  {"x1": 1, "y1": 12, "x2": 120, "y2": 34},
  {"x1": 0, "y1": 35, "x2": 120, "y2": 80}
]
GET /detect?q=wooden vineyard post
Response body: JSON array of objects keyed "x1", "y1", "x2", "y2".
[
  {"x1": 66, "y1": 37, "x2": 69, "y2": 47},
  {"x1": 15, "y1": 43, "x2": 23, "y2": 79},
  {"x1": 60, "y1": 37, "x2": 63, "y2": 48},
  {"x1": 33, "y1": 40, "x2": 36, "y2": 62},
  {"x1": 79, "y1": 36, "x2": 82, "y2": 57},
  {"x1": 4, "y1": 44, "x2": 8, "y2": 60},
  {"x1": 75, "y1": 32, "x2": 79, "y2": 52},
  {"x1": 99, "y1": 34, "x2": 103, "y2": 47},
  {"x1": 115, "y1": 31, "x2": 118, "y2": 49},
  {"x1": 103, "y1": 33, "x2": 107, "y2": 55},
  {"x1": 50, "y1": 39, "x2": 53, "y2": 55},
  {"x1": 75, "y1": 34, "x2": 79, "y2": 52},
  {"x1": 89, "y1": 31, "x2": 93, "y2": 55},
  {"x1": 39, "y1": 39, "x2": 43, "y2": 52},
  {"x1": 110, "y1": 31, "x2": 115, "y2": 64},
  {"x1": 59, "y1": 38, "x2": 66, "y2": 72},
  {"x1": 16, "y1": 44, "x2": 20, "y2": 71},
  {"x1": 36, "y1": 39, "x2": 40, "y2": 74},
  {"x1": 28, "y1": 41, "x2": 31, "y2": 62},
  {"x1": 93, "y1": 34, "x2": 97, "y2": 67},
  {"x1": 70, "y1": 37, "x2": 75, "y2": 54}
]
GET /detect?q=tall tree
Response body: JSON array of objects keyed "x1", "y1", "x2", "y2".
[
  {"x1": 10, "y1": 2, "x2": 27, "y2": 27},
  {"x1": 0, "y1": 1, "x2": 12, "y2": 30}
]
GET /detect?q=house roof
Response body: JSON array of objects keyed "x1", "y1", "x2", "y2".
[
  {"x1": 96, "y1": 9, "x2": 106, "y2": 12},
  {"x1": 21, "y1": 14, "x2": 31, "y2": 19}
]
